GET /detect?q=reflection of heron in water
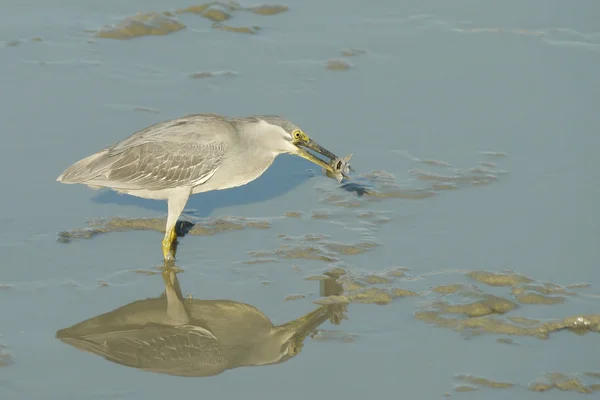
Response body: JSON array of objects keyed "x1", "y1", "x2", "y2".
[{"x1": 56, "y1": 265, "x2": 347, "y2": 377}]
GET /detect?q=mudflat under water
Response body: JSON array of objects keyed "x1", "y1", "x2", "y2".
[{"x1": 1, "y1": 1, "x2": 599, "y2": 399}]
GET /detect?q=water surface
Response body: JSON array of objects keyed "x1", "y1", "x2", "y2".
[{"x1": 1, "y1": 0, "x2": 599, "y2": 399}]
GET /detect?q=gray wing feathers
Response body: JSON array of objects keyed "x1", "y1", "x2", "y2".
[
  {"x1": 107, "y1": 142, "x2": 225, "y2": 190},
  {"x1": 57, "y1": 113, "x2": 232, "y2": 190},
  {"x1": 58, "y1": 141, "x2": 225, "y2": 190},
  {"x1": 56, "y1": 150, "x2": 112, "y2": 184}
]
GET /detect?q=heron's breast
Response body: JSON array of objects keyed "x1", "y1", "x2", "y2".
[{"x1": 192, "y1": 152, "x2": 277, "y2": 194}]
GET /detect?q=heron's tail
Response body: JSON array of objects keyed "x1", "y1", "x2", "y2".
[{"x1": 56, "y1": 150, "x2": 113, "y2": 184}]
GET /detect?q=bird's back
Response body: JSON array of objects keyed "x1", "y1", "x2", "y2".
[{"x1": 106, "y1": 113, "x2": 237, "y2": 156}]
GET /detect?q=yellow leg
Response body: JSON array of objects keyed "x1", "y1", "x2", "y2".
[
  {"x1": 163, "y1": 188, "x2": 192, "y2": 262},
  {"x1": 162, "y1": 227, "x2": 178, "y2": 261}
]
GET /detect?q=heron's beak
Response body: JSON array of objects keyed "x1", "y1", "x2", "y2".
[{"x1": 294, "y1": 139, "x2": 339, "y2": 174}]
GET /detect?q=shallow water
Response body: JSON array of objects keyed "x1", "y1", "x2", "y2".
[{"x1": 1, "y1": 0, "x2": 600, "y2": 398}]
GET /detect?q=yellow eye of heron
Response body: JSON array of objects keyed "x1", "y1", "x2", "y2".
[{"x1": 292, "y1": 130, "x2": 302, "y2": 140}]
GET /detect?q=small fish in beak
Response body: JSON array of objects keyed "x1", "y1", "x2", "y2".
[{"x1": 324, "y1": 154, "x2": 353, "y2": 183}]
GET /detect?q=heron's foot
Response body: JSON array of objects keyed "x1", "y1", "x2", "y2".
[
  {"x1": 162, "y1": 238, "x2": 173, "y2": 262},
  {"x1": 162, "y1": 227, "x2": 178, "y2": 262}
]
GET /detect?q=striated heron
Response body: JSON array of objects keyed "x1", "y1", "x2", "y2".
[{"x1": 57, "y1": 113, "x2": 347, "y2": 261}]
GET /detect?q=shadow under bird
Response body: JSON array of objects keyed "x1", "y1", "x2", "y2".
[
  {"x1": 56, "y1": 113, "x2": 348, "y2": 261},
  {"x1": 56, "y1": 265, "x2": 347, "y2": 377}
]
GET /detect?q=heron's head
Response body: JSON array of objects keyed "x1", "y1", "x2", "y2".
[{"x1": 256, "y1": 116, "x2": 343, "y2": 176}]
